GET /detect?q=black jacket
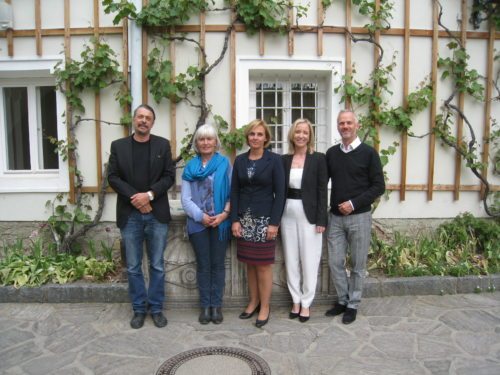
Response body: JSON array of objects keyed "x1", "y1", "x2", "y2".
[
  {"x1": 282, "y1": 152, "x2": 328, "y2": 227},
  {"x1": 230, "y1": 149, "x2": 286, "y2": 226},
  {"x1": 108, "y1": 134, "x2": 175, "y2": 228}
]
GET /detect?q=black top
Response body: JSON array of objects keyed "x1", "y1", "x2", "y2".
[
  {"x1": 132, "y1": 138, "x2": 150, "y2": 193},
  {"x1": 230, "y1": 149, "x2": 286, "y2": 226},
  {"x1": 325, "y1": 143, "x2": 385, "y2": 216},
  {"x1": 282, "y1": 152, "x2": 328, "y2": 227}
]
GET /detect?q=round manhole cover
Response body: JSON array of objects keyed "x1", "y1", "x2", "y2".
[{"x1": 156, "y1": 346, "x2": 271, "y2": 375}]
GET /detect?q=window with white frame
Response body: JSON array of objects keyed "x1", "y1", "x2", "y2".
[
  {"x1": 0, "y1": 59, "x2": 68, "y2": 192},
  {"x1": 250, "y1": 72, "x2": 328, "y2": 154},
  {"x1": 2, "y1": 82, "x2": 58, "y2": 170},
  {"x1": 236, "y1": 57, "x2": 343, "y2": 155}
]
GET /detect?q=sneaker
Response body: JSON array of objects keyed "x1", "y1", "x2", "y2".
[
  {"x1": 342, "y1": 307, "x2": 357, "y2": 324},
  {"x1": 130, "y1": 312, "x2": 146, "y2": 329},
  {"x1": 151, "y1": 312, "x2": 168, "y2": 328},
  {"x1": 325, "y1": 303, "x2": 346, "y2": 317}
]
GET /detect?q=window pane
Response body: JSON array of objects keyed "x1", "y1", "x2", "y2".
[
  {"x1": 291, "y1": 91, "x2": 301, "y2": 107},
  {"x1": 303, "y1": 109, "x2": 315, "y2": 123},
  {"x1": 303, "y1": 92, "x2": 316, "y2": 107},
  {"x1": 263, "y1": 109, "x2": 275, "y2": 124},
  {"x1": 3, "y1": 87, "x2": 30, "y2": 170},
  {"x1": 263, "y1": 91, "x2": 275, "y2": 107},
  {"x1": 39, "y1": 86, "x2": 58, "y2": 169},
  {"x1": 303, "y1": 82, "x2": 317, "y2": 91}
]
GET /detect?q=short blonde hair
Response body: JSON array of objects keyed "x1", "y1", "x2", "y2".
[
  {"x1": 192, "y1": 124, "x2": 221, "y2": 154},
  {"x1": 244, "y1": 119, "x2": 272, "y2": 148},
  {"x1": 287, "y1": 118, "x2": 315, "y2": 154}
]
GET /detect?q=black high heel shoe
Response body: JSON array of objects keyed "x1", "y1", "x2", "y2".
[
  {"x1": 255, "y1": 308, "x2": 270, "y2": 328},
  {"x1": 239, "y1": 304, "x2": 260, "y2": 319},
  {"x1": 299, "y1": 307, "x2": 310, "y2": 322}
]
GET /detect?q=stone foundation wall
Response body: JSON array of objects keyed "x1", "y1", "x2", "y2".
[{"x1": 0, "y1": 216, "x2": 475, "y2": 304}]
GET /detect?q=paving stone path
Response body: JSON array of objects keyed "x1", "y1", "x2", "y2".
[{"x1": 0, "y1": 293, "x2": 499, "y2": 374}]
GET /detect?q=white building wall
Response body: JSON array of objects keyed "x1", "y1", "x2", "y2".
[{"x1": 0, "y1": 0, "x2": 498, "y2": 222}]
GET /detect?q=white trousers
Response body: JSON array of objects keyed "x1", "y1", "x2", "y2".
[{"x1": 280, "y1": 198, "x2": 323, "y2": 308}]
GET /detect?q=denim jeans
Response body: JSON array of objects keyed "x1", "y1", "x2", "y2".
[
  {"x1": 327, "y1": 211, "x2": 371, "y2": 310},
  {"x1": 121, "y1": 211, "x2": 168, "y2": 314},
  {"x1": 189, "y1": 227, "x2": 228, "y2": 308}
]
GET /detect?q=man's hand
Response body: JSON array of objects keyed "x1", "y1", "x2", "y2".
[
  {"x1": 338, "y1": 201, "x2": 353, "y2": 216},
  {"x1": 131, "y1": 193, "x2": 152, "y2": 212},
  {"x1": 138, "y1": 203, "x2": 153, "y2": 213}
]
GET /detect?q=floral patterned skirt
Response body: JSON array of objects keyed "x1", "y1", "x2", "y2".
[{"x1": 237, "y1": 209, "x2": 276, "y2": 265}]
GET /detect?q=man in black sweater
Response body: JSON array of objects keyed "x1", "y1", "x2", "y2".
[{"x1": 324, "y1": 110, "x2": 385, "y2": 324}]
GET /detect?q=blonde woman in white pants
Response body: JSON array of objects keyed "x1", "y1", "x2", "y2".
[{"x1": 281, "y1": 119, "x2": 328, "y2": 322}]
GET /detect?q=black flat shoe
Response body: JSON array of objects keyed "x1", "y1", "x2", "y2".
[
  {"x1": 255, "y1": 308, "x2": 270, "y2": 328},
  {"x1": 239, "y1": 304, "x2": 260, "y2": 319},
  {"x1": 199, "y1": 307, "x2": 211, "y2": 325},
  {"x1": 289, "y1": 311, "x2": 300, "y2": 319}
]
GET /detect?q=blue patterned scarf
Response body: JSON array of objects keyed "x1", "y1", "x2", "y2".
[{"x1": 182, "y1": 152, "x2": 231, "y2": 240}]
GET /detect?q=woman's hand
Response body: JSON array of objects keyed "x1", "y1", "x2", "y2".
[
  {"x1": 202, "y1": 213, "x2": 215, "y2": 227},
  {"x1": 232, "y1": 222, "x2": 242, "y2": 238},
  {"x1": 316, "y1": 225, "x2": 326, "y2": 234},
  {"x1": 209, "y1": 212, "x2": 228, "y2": 227},
  {"x1": 266, "y1": 225, "x2": 279, "y2": 241}
]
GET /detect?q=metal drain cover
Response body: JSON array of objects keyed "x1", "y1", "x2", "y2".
[{"x1": 156, "y1": 346, "x2": 271, "y2": 375}]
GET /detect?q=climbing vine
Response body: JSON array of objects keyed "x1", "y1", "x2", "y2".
[
  {"x1": 49, "y1": 37, "x2": 129, "y2": 253},
  {"x1": 334, "y1": 0, "x2": 433, "y2": 183},
  {"x1": 434, "y1": 0, "x2": 499, "y2": 217},
  {"x1": 103, "y1": 0, "x2": 311, "y2": 162},
  {"x1": 231, "y1": 0, "x2": 309, "y2": 34},
  {"x1": 470, "y1": 0, "x2": 500, "y2": 30},
  {"x1": 97, "y1": 0, "x2": 500, "y2": 217}
]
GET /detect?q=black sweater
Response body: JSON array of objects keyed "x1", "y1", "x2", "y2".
[{"x1": 325, "y1": 143, "x2": 385, "y2": 216}]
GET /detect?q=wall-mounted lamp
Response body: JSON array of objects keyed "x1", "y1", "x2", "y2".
[{"x1": 0, "y1": 1, "x2": 13, "y2": 31}]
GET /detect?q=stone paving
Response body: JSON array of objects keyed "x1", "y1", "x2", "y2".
[{"x1": 0, "y1": 293, "x2": 499, "y2": 375}]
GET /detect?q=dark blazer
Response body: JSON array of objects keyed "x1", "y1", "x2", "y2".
[
  {"x1": 282, "y1": 152, "x2": 328, "y2": 227},
  {"x1": 108, "y1": 134, "x2": 175, "y2": 229},
  {"x1": 230, "y1": 149, "x2": 286, "y2": 226}
]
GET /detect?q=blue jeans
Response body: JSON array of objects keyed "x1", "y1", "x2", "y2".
[
  {"x1": 121, "y1": 211, "x2": 168, "y2": 314},
  {"x1": 189, "y1": 227, "x2": 228, "y2": 308},
  {"x1": 327, "y1": 211, "x2": 371, "y2": 310}
]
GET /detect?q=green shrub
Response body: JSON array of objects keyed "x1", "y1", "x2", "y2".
[
  {"x1": 369, "y1": 214, "x2": 499, "y2": 277},
  {"x1": 0, "y1": 239, "x2": 117, "y2": 288}
]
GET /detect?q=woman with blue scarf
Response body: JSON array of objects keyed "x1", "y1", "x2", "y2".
[{"x1": 181, "y1": 124, "x2": 231, "y2": 325}]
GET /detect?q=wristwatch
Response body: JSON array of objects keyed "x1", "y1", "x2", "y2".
[{"x1": 147, "y1": 191, "x2": 154, "y2": 201}]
